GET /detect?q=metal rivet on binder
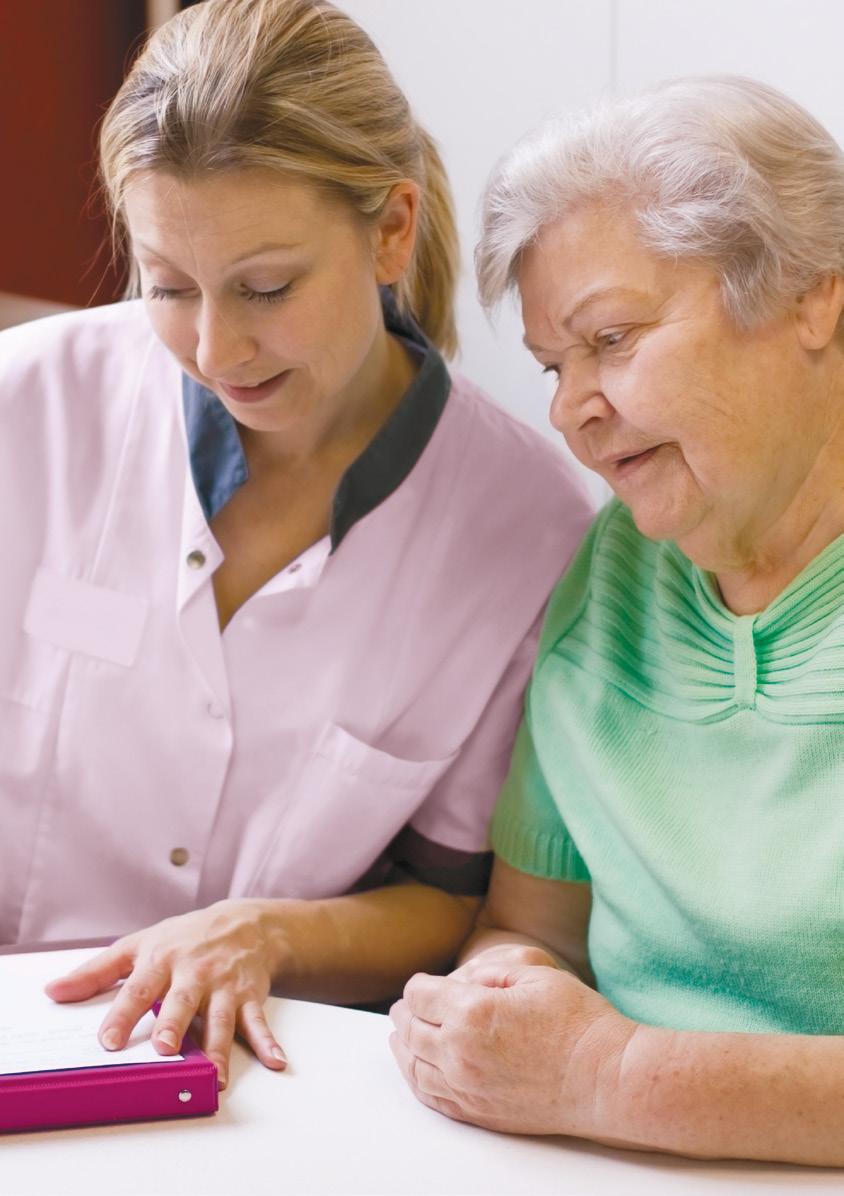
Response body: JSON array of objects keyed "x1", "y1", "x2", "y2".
[{"x1": 178, "y1": 1089, "x2": 193, "y2": 1103}]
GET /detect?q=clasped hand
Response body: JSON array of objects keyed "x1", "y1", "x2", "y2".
[
  {"x1": 44, "y1": 900, "x2": 286, "y2": 1089},
  {"x1": 389, "y1": 944, "x2": 634, "y2": 1137}
]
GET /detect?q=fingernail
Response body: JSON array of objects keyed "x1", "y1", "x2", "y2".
[
  {"x1": 271, "y1": 1046, "x2": 287, "y2": 1064},
  {"x1": 157, "y1": 1030, "x2": 179, "y2": 1050},
  {"x1": 101, "y1": 1030, "x2": 121, "y2": 1051},
  {"x1": 218, "y1": 1072, "x2": 228, "y2": 1090}
]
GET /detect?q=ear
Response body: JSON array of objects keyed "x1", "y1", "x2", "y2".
[
  {"x1": 372, "y1": 181, "x2": 420, "y2": 286},
  {"x1": 794, "y1": 274, "x2": 844, "y2": 350}
]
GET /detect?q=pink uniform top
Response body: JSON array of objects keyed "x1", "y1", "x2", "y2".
[{"x1": 0, "y1": 300, "x2": 593, "y2": 943}]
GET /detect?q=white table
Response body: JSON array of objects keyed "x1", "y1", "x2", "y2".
[{"x1": 2, "y1": 986, "x2": 841, "y2": 1196}]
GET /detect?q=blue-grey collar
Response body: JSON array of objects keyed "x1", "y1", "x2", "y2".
[{"x1": 182, "y1": 289, "x2": 451, "y2": 550}]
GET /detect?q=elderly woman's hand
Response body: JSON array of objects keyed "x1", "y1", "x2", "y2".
[
  {"x1": 44, "y1": 899, "x2": 287, "y2": 1089},
  {"x1": 389, "y1": 955, "x2": 634, "y2": 1137}
]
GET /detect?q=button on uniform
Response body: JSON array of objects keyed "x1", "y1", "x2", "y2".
[
  {"x1": 169, "y1": 847, "x2": 190, "y2": 867},
  {"x1": 207, "y1": 701, "x2": 225, "y2": 719},
  {"x1": 186, "y1": 549, "x2": 206, "y2": 570}
]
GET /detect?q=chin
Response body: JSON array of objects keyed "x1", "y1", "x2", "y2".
[{"x1": 624, "y1": 496, "x2": 697, "y2": 545}]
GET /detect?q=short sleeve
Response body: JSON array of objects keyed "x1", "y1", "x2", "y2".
[
  {"x1": 382, "y1": 608, "x2": 549, "y2": 896},
  {"x1": 491, "y1": 715, "x2": 591, "y2": 883}
]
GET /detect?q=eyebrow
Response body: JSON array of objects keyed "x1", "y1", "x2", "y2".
[
  {"x1": 132, "y1": 240, "x2": 304, "y2": 267},
  {"x1": 523, "y1": 286, "x2": 650, "y2": 352}
]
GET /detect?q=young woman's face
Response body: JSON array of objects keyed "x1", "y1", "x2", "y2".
[{"x1": 124, "y1": 169, "x2": 396, "y2": 439}]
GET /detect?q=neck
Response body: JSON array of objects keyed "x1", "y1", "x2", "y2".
[
  {"x1": 714, "y1": 507, "x2": 844, "y2": 614},
  {"x1": 712, "y1": 428, "x2": 844, "y2": 614},
  {"x1": 241, "y1": 329, "x2": 416, "y2": 477}
]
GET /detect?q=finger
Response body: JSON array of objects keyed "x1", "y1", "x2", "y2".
[
  {"x1": 236, "y1": 999, "x2": 287, "y2": 1074},
  {"x1": 389, "y1": 1000, "x2": 440, "y2": 1063},
  {"x1": 151, "y1": 974, "x2": 204, "y2": 1057},
  {"x1": 44, "y1": 943, "x2": 136, "y2": 1003},
  {"x1": 448, "y1": 958, "x2": 497, "y2": 984},
  {"x1": 451, "y1": 962, "x2": 517, "y2": 989},
  {"x1": 388, "y1": 1033, "x2": 452, "y2": 1101},
  {"x1": 97, "y1": 962, "x2": 169, "y2": 1051},
  {"x1": 413, "y1": 1090, "x2": 469, "y2": 1124},
  {"x1": 200, "y1": 991, "x2": 238, "y2": 1090},
  {"x1": 403, "y1": 973, "x2": 473, "y2": 1025}
]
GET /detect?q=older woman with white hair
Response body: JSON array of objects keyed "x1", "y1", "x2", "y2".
[{"x1": 389, "y1": 76, "x2": 844, "y2": 1166}]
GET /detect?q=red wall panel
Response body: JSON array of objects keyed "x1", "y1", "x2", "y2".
[{"x1": 0, "y1": 1, "x2": 146, "y2": 305}]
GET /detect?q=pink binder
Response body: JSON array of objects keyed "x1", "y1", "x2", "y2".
[
  {"x1": 0, "y1": 943, "x2": 218, "y2": 1133},
  {"x1": 0, "y1": 1031, "x2": 218, "y2": 1134}
]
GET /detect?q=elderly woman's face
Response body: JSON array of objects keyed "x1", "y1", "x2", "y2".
[{"x1": 518, "y1": 204, "x2": 818, "y2": 565}]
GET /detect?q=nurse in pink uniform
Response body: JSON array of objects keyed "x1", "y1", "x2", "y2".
[{"x1": 0, "y1": 0, "x2": 591, "y2": 1086}]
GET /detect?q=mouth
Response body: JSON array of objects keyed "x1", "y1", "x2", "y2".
[
  {"x1": 217, "y1": 370, "x2": 290, "y2": 405},
  {"x1": 604, "y1": 445, "x2": 660, "y2": 478}
]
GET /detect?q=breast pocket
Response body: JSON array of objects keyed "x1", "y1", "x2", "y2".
[
  {"x1": 23, "y1": 567, "x2": 148, "y2": 667},
  {"x1": 244, "y1": 723, "x2": 458, "y2": 899}
]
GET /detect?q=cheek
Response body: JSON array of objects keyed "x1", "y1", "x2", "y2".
[{"x1": 144, "y1": 301, "x2": 194, "y2": 361}]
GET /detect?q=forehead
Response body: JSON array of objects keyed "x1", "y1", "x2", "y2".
[
  {"x1": 517, "y1": 204, "x2": 676, "y2": 339},
  {"x1": 123, "y1": 168, "x2": 350, "y2": 260}
]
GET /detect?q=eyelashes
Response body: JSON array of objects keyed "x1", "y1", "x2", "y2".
[
  {"x1": 242, "y1": 285, "x2": 290, "y2": 305},
  {"x1": 146, "y1": 284, "x2": 291, "y2": 304}
]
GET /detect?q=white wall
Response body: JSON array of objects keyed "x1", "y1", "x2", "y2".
[{"x1": 340, "y1": 0, "x2": 844, "y2": 499}]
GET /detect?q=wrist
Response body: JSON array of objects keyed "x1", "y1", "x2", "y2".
[
  {"x1": 591, "y1": 1019, "x2": 677, "y2": 1151},
  {"x1": 252, "y1": 897, "x2": 306, "y2": 982},
  {"x1": 575, "y1": 1009, "x2": 645, "y2": 1143}
]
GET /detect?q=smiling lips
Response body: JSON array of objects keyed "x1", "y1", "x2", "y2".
[{"x1": 218, "y1": 370, "x2": 290, "y2": 405}]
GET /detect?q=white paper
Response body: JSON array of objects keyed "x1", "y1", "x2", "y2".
[{"x1": 0, "y1": 947, "x2": 183, "y2": 1076}]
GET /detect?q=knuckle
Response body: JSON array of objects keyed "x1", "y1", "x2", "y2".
[
  {"x1": 462, "y1": 991, "x2": 494, "y2": 1031},
  {"x1": 190, "y1": 962, "x2": 213, "y2": 987},
  {"x1": 143, "y1": 948, "x2": 171, "y2": 975},
  {"x1": 447, "y1": 1053, "x2": 477, "y2": 1090},
  {"x1": 124, "y1": 978, "x2": 157, "y2": 1004},
  {"x1": 167, "y1": 986, "x2": 199, "y2": 1011},
  {"x1": 407, "y1": 1052, "x2": 422, "y2": 1088},
  {"x1": 207, "y1": 1006, "x2": 236, "y2": 1029}
]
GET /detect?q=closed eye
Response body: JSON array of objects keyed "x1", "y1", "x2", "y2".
[
  {"x1": 147, "y1": 284, "x2": 192, "y2": 301},
  {"x1": 241, "y1": 285, "x2": 290, "y2": 304},
  {"x1": 146, "y1": 284, "x2": 291, "y2": 304}
]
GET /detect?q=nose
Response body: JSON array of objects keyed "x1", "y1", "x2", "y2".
[
  {"x1": 548, "y1": 351, "x2": 613, "y2": 434},
  {"x1": 193, "y1": 301, "x2": 256, "y2": 381}
]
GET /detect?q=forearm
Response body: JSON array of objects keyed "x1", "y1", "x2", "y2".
[
  {"x1": 458, "y1": 922, "x2": 572, "y2": 971},
  {"x1": 604, "y1": 1022, "x2": 844, "y2": 1166},
  {"x1": 457, "y1": 905, "x2": 594, "y2": 983},
  {"x1": 246, "y1": 884, "x2": 479, "y2": 1005},
  {"x1": 456, "y1": 863, "x2": 595, "y2": 982}
]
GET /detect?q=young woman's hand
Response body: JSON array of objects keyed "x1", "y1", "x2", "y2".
[{"x1": 45, "y1": 899, "x2": 288, "y2": 1089}]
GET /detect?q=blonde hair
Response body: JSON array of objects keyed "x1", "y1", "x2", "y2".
[
  {"x1": 100, "y1": 0, "x2": 459, "y2": 356},
  {"x1": 477, "y1": 76, "x2": 844, "y2": 333}
]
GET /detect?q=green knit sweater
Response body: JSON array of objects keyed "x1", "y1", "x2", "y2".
[{"x1": 492, "y1": 499, "x2": 844, "y2": 1033}]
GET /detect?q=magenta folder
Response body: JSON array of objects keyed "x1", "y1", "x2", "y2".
[
  {"x1": 0, "y1": 1028, "x2": 217, "y2": 1129},
  {"x1": 0, "y1": 942, "x2": 218, "y2": 1133},
  {"x1": 0, "y1": 1031, "x2": 218, "y2": 1134}
]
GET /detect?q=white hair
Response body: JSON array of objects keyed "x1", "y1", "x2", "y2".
[{"x1": 476, "y1": 76, "x2": 844, "y2": 330}]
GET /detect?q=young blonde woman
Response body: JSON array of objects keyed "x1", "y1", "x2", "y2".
[{"x1": 0, "y1": 0, "x2": 591, "y2": 1087}]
